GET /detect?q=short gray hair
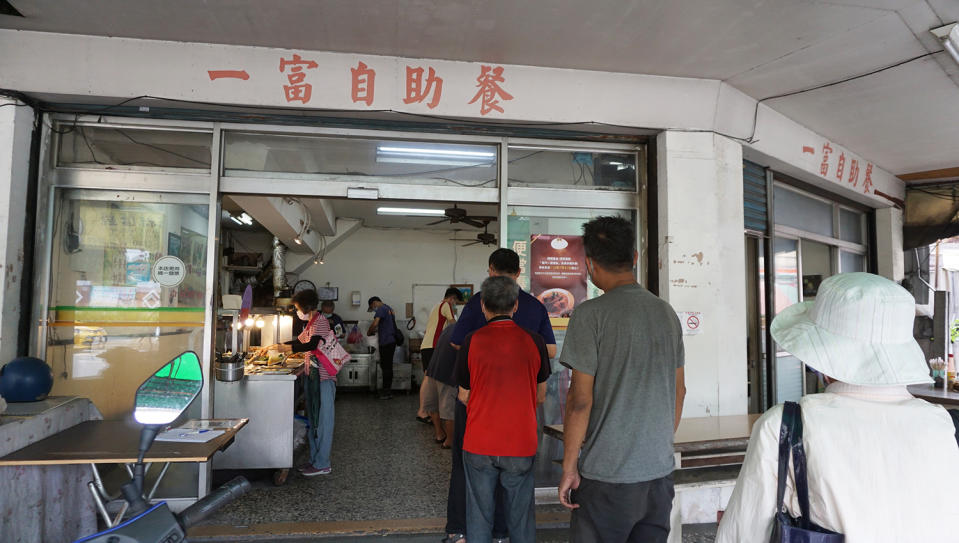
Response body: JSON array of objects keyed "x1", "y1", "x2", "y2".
[{"x1": 481, "y1": 276, "x2": 520, "y2": 315}]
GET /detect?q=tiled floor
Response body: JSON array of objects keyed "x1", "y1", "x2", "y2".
[{"x1": 199, "y1": 390, "x2": 717, "y2": 542}]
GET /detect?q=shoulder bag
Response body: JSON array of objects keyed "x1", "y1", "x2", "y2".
[{"x1": 769, "y1": 401, "x2": 844, "y2": 543}]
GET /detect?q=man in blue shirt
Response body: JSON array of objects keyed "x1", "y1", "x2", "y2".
[
  {"x1": 443, "y1": 248, "x2": 556, "y2": 543},
  {"x1": 367, "y1": 296, "x2": 398, "y2": 400}
]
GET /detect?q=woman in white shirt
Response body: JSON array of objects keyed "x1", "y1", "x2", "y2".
[{"x1": 717, "y1": 273, "x2": 959, "y2": 543}]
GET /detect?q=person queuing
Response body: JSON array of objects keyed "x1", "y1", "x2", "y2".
[
  {"x1": 422, "y1": 325, "x2": 459, "y2": 449},
  {"x1": 367, "y1": 296, "x2": 399, "y2": 400},
  {"x1": 320, "y1": 300, "x2": 346, "y2": 339},
  {"x1": 417, "y1": 287, "x2": 463, "y2": 444},
  {"x1": 717, "y1": 273, "x2": 959, "y2": 542},
  {"x1": 455, "y1": 276, "x2": 550, "y2": 543},
  {"x1": 558, "y1": 216, "x2": 686, "y2": 543},
  {"x1": 258, "y1": 289, "x2": 339, "y2": 477},
  {"x1": 444, "y1": 248, "x2": 555, "y2": 543}
]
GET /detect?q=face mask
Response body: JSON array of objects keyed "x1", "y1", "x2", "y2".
[
  {"x1": 322, "y1": 310, "x2": 332, "y2": 317},
  {"x1": 296, "y1": 310, "x2": 309, "y2": 321}
]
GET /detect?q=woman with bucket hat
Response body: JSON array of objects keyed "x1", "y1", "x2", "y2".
[{"x1": 717, "y1": 273, "x2": 959, "y2": 543}]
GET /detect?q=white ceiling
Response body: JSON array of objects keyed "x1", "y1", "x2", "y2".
[
  {"x1": 223, "y1": 194, "x2": 498, "y2": 235},
  {"x1": 3, "y1": 0, "x2": 958, "y2": 176}
]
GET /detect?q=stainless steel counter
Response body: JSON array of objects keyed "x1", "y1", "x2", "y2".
[{"x1": 212, "y1": 374, "x2": 295, "y2": 470}]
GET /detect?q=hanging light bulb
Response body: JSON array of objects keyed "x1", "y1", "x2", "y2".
[
  {"x1": 293, "y1": 237, "x2": 302, "y2": 245},
  {"x1": 244, "y1": 317, "x2": 255, "y2": 327},
  {"x1": 235, "y1": 322, "x2": 244, "y2": 330},
  {"x1": 255, "y1": 319, "x2": 265, "y2": 328}
]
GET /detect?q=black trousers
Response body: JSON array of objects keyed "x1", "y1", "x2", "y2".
[
  {"x1": 447, "y1": 399, "x2": 508, "y2": 537},
  {"x1": 379, "y1": 342, "x2": 396, "y2": 392},
  {"x1": 570, "y1": 474, "x2": 674, "y2": 543}
]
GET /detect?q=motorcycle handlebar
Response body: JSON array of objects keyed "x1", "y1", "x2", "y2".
[{"x1": 178, "y1": 476, "x2": 251, "y2": 530}]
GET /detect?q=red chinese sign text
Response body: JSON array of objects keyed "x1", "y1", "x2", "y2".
[
  {"x1": 279, "y1": 54, "x2": 318, "y2": 103},
  {"x1": 847, "y1": 159, "x2": 860, "y2": 187},
  {"x1": 862, "y1": 163, "x2": 874, "y2": 194},
  {"x1": 469, "y1": 65, "x2": 513, "y2": 115},
  {"x1": 403, "y1": 66, "x2": 443, "y2": 109},
  {"x1": 820, "y1": 143, "x2": 833, "y2": 176},
  {"x1": 835, "y1": 152, "x2": 846, "y2": 182},
  {"x1": 351, "y1": 61, "x2": 376, "y2": 106}
]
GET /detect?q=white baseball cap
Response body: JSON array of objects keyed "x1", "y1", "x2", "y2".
[{"x1": 770, "y1": 273, "x2": 932, "y2": 387}]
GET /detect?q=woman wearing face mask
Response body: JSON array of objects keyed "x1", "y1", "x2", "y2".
[{"x1": 259, "y1": 288, "x2": 336, "y2": 476}]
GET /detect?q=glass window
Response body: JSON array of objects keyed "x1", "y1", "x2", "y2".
[
  {"x1": 773, "y1": 238, "x2": 800, "y2": 315},
  {"x1": 801, "y1": 240, "x2": 833, "y2": 300},
  {"x1": 58, "y1": 126, "x2": 212, "y2": 170},
  {"x1": 841, "y1": 251, "x2": 866, "y2": 273},
  {"x1": 508, "y1": 147, "x2": 637, "y2": 190},
  {"x1": 774, "y1": 185, "x2": 833, "y2": 237},
  {"x1": 223, "y1": 132, "x2": 498, "y2": 188},
  {"x1": 46, "y1": 191, "x2": 210, "y2": 499},
  {"x1": 506, "y1": 206, "x2": 635, "y2": 487},
  {"x1": 839, "y1": 208, "x2": 864, "y2": 244}
]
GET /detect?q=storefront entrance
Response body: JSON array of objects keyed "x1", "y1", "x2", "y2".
[{"x1": 32, "y1": 113, "x2": 644, "y2": 522}]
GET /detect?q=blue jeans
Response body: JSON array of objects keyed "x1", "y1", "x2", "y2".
[
  {"x1": 308, "y1": 379, "x2": 336, "y2": 469},
  {"x1": 463, "y1": 451, "x2": 535, "y2": 543}
]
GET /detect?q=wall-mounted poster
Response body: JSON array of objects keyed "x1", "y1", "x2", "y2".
[
  {"x1": 451, "y1": 284, "x2": 473, "y2": 305},
  {"x1": 530, "y1": 234, "x2": 586, "y2": 318},
  {"x1": 167, "y1": 233, "x2": 181, "y2": 258}
]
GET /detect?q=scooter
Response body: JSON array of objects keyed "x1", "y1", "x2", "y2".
[{"x1": 76, "y1": 351, "x2": 251, "y2": 543}]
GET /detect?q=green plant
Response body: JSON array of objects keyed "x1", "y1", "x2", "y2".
[{"x1": 951, "y1": 319, "x2": 959, "y2": 343}]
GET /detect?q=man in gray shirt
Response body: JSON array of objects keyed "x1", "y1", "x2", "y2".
[{"x1": 558, "y1": 216, "x2": 686, "y2": 543}]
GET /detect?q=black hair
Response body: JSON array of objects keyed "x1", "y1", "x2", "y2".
[
  {"x1": 488, "y1": 248, "x2": 520, "y2": 274},
  {"x1": 582, "y1": 216, "x2": 635, "y2": 272},
  {"x1": 292, "y1": 289, "x2": 320, "y2": 312},
  {"x1": 480, "y1": 276, "x2": 520, "y2": 314},
  {"x1": 444, "y1": 287, "x2": 464, "y2": 301},
  {"x1": 321, "y1": 300, "x2": 335, "y2": 308}
]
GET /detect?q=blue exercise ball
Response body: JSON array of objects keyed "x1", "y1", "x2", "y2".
[{"x1": 0, "y1": 357, "x2": 54, "y2": 402}]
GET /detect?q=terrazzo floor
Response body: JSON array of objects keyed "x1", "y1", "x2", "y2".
[
  {"x1": 198, "y1": 391, "x2": 718, "y2": 542},
  {"x1": 206, "y1": 390, "x2": 453, "y2": 524}
]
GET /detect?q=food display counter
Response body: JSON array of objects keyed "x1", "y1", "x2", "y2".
[{"x1": 211, "y1": 354, "x2": 305, "y2": 483}]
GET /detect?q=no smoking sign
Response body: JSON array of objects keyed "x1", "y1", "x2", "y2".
[{"x1": 679, "y1": 312, "x2": 703, "y2": 336}]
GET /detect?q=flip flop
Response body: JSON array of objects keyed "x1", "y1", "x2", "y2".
[
  {"x1": 434, "y1": 435, "x2": 447, "y2": 443},
  {"x1": 416, "y1": 415, "x2": 432, "y2": 424},
  {"x1": 441, "y1": 443, "x2": 452, "y2": 449}
]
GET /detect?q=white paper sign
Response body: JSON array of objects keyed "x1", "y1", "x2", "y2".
[
  {"x1": 679, "y1": 312, "x2": 703, "y2": 336},
  {"x1": 153, "y1": 256, "x2": 186, "y2": 288}
]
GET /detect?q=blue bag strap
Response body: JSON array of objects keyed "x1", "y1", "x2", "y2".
[
  {"x1": 784, "y1": 401, "x2": 813, "y2": 528},
  {"x1": 775, "y1": 402, "x2": 792, "y2": 514}
]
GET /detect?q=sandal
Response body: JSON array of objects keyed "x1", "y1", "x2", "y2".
[
  {"x1": 434, "y1": 435, "x2": 447, "y2": 443},
  {"x1": 416, "y1": 415, "x2": 432, "y2": 424},
  {"x1": 442, "y1": 534, "x2": 466, "y2": 543}
]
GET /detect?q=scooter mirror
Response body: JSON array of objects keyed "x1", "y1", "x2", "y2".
[{"x1": 133, "y1": 351, "x2": 203, "y2": 425}]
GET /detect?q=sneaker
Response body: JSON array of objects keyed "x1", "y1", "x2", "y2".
[
  {"x1": 301, "y1": 466, "x2": 332, "y2": 477},
  {"x1": 295, "y1": 462, "x2": 311, "y2": 473}
]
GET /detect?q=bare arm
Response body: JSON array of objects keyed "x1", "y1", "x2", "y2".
[
  {"x1": 367, "y1": 317, "x2": 380, "y2": 336},
  {"x1": 546, "y1": 344, "x2": 557, "y2": 359},
  {"x1": 537, "y1": 382, "x2": 547, "y2": 404},
  {"x1": 674, "y1": 366, "x2": 686, "y2": 432},
  {"x1": 458, "y1": 386, "x2": 470, "y2": 405},
  {"x1": 559, "y1": 369, "x2": 594, "y2": 509}
]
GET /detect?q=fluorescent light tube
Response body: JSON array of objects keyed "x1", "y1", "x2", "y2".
[
  {"x1": 230, "y1": 216, "x2": 243, "y2": 225},
  {"x1": 377, "y1": 207, "x2": 447, "y2": 217},
  {"x1": 239, "y1": 213, "x2": 253, "y2": 226},
  {"x1": 377, "y1": 146, "x2": 495, "y2": 158}
]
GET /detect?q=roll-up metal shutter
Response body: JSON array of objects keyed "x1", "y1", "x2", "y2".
[{"x1": 743, "y1": 160, "x2": 768, "y2": 233}]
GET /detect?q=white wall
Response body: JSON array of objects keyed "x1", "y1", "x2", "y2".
[
  {"x1": 285, "y1": 227, "x2": 491, "y2": 333},
  {"x1": 876, "y1": 207, "x2": 904, "y2": 282},
  {"x1": 657, "y1": 131, "x2": 747, "y2": 418},
  {"x1": 0, "y1": 97, "x2": 33, "y2": 364}
]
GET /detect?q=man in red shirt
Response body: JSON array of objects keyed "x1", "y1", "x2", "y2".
[{"x1": 455, "y1": 276, "x2": 550, "y2": 543}]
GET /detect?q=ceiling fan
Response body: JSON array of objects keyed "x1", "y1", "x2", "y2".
[
  {"x1": 427, "y1": 204, "x2": 497, "y2": 229},
  {"x1": 454, "y1": 223, "x2": 498, "y2": 247}
]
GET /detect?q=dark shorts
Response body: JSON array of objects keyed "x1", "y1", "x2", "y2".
[{"x1": 570, "y1": 474, "x2": 674, "y2": 543}]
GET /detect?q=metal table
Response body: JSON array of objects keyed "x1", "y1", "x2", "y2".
[
  {"x1": 0, "y1": 418, "x2": 247, "y2": 528},
  {"x1": 908, "y1": 384, "x2": 959, "y2": 407}
]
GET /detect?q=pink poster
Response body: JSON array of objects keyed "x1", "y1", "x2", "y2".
[{"x1": 530, "y1": 234, "x2": 587, "y2": 318}]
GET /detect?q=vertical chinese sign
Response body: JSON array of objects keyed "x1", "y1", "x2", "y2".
[
  {"x1": 529, "y1": 235, "x2": 587, "y2": 318},
  {"x1": 508, "y1": 216, "x2": 531, "y2": 291}
]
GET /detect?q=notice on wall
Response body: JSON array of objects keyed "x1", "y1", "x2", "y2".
[
  {"x1": 679, "y1": 312, "x2": 703, "y2": 336},
  {"x1": 530, "y1": 234, "x2": 586, "y2": 318}
]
